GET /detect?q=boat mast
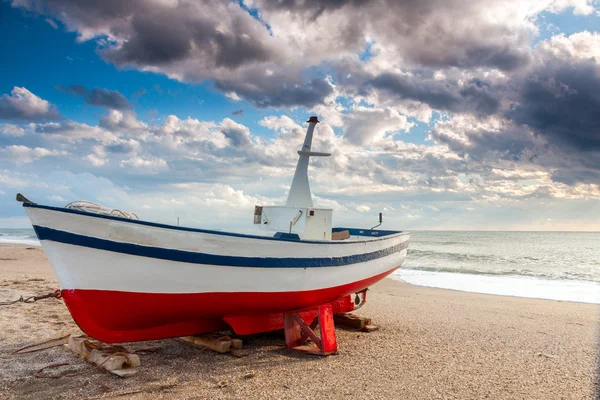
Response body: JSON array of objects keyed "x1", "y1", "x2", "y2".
[{"x1": 286, "y1": 116, "x2": 331, "y2": 208}]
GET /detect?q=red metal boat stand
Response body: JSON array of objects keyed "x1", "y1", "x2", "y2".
[{"x1": 284, "y1": 303, "x2": 338, "y2": 355}]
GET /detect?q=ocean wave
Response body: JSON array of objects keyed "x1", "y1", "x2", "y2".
[
  {"x1": 407, "y1": 249, "x2": 521, "y2": 264},
  {"x1": 392, "y1": 269, "x2": 600, "y2": 304},
  {"x1": 0, "y1": 230, "x2": 40, "y2": 246},
  {"x1": 400, "y1": 265, "x2": 598, "y2": 283}
]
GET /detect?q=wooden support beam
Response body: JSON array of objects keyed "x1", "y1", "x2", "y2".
[
  {"x1": 66, "y1": 336, "x2": 139, "y2": 378},
  {"x1": 333, "y1": 313, "x2": 371, "y2": 330},
  {"x1": 284, "y1": 303, "x2": 337, "y2": 356},
  {"x1": 180, "y1": 334, "x2": 232, "y2": 353},
  {"x1": 231, "y1": 338, "x2": 243, "y2": 350},
  {"x1": 293, "y1": 313, "x2": 322, "y2": 348}
]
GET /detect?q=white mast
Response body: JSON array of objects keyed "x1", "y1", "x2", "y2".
[{"x1": 286, "y1": 116, "x2": 331, "y2": 207}]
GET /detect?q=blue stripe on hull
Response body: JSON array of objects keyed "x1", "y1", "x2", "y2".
[{"x1": 33, "y1": 226, "x2": 408, "y2": 268}]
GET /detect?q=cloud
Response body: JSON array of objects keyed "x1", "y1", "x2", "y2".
[
  {"x1": 256, "y1": 0, "x2": 537, "y2": 71},
  {"x1": 0, "y1": 124, "x2": 25, "y2": 137},
  {"x1": 85, "y1": 153, "x2": 107, "y2": 167},
  {"x1": 342, "y1": 106, "x2": 413, "y2": 146},
  {"x1": 0, "y1": 87, "x2": 60, "y2": 121},
  {"x1": 546, "y1": 0, "x2": 597, "y2": 15},
  {"x1": 220, "y1": 118, "x2": 252, "y2": 148},
  {"x1": 58, "y1": 85, "x2": 131, "y2": 110},
  {"x1": 12, "y1": 0, "x2": 331, "y2": 108},
  {"x1": 214, "y1": 75, "x2": 334, "y2": 108},
  {"x1": 120, "y1": 156, "x2": 169, "y2": 174},
  {"x1": 0, "y1": 145, "x2": 68, "y2": 163},
  {"x1": 33, "y1": 120, "x2": 119, "y2": 143},
  {"x1": 99, "y1": 109, "x2": 145, "y2": 131},
  {"x1": 508, "y1": 33, "x2": 600, "y2": 152},
  {"x1": 7, "y1": 0, "x2": 540, "y2": 109},
  {"x1": 365, "y1": 73, "x2": 501, "y2": 116},
  {"x1": 425, "y1": 32, "x2": 600, "y2": 185}
]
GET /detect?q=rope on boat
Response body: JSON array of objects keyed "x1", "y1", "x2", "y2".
[
  {"x1": 65, "y1": 200, "x2": 139, "y2": 220},
  {"x1": 0, "y1": 290, "x2": 61, "y2": 306}
]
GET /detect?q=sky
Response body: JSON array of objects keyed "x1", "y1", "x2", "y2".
[{"x1": 1, "y1": 0, "x2": 600, "y2": 231}]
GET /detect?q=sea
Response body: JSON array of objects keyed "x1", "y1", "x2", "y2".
[
  {"x1": 1, "y1": 228, "x2": 599, "y2": 304},
  {"x1": 394, "y1": 231, "x2": 600, "y2": 304}
]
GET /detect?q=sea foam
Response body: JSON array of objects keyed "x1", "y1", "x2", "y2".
[{"x1": 393, "y1": 269, "x2": 600, "y2": 304}]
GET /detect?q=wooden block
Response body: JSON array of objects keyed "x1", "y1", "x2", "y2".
[
  {"x1": 361, "y1": 324, "x2": 379, "y2": 333},
  {"x1": 67, "y1": 336, "x2": 139, "y2": 377},
  {"x1": 333, "y1": 313, "x2": 371, "y2": 330},
  {"x1": 180, "y1": 335, "x2": 232, "y2": 353}
]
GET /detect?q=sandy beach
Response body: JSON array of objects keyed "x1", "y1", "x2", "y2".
[{"x1": 0, "y1": 243, "x2": 597, "y2": 399}]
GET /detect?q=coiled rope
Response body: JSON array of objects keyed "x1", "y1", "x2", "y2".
[{"x1": 65, "y1": 201, "x2": 139, "y2": 220}]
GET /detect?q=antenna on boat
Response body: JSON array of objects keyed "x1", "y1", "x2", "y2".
[
  {"x1": 371, "y1": 213, "x2": 383, "y2": 230},
  {"x1": 286, "y1": 116, "x2": 331, "y2": 208}
]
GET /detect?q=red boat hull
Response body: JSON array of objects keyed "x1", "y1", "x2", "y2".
[{"x1": 60, "y1": 267, "x2": 397, "y2": 342}]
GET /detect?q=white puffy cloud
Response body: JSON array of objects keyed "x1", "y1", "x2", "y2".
[
  {"x1": 546, "y1": 0, "x2": 597, "y2": 15},
  {"x1": 0, "y1": 145, "x2": 68, "y2": 164},
  {"x1": 0, "y1": 124, "x2": 25, "y2": 136},
  {"x1": 120, "y1": 156, "x2": 169, "y2": 174},
  {"x1": 0, "y1": 87, "x2": 60, "y2": 121},
  {"x1": 100, "y1": 109, "x2": 146, "y2": 131},
  {"x1": 342, "y1": 106, "x2": 413, "y2": 146}
]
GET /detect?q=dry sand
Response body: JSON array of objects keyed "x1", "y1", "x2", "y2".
[{"x1": 0, "y1": 243, "x2": 598, "y2": 399}]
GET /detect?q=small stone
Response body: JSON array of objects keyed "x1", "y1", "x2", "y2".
[
  {"x1": 361, "y1": 324, "x2": 379, "y2": 332},
  {"x1": 242, "y1": 372, "x2": 255, "y2": 379},
  {"x1": 231, "y1": 349, "x2": 249, "y2": 358},
  {"x1": 217, "y1": 380, "x2": 228, "y2": 388}
]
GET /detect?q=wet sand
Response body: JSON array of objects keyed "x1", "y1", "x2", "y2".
[{"x1": 0, "y1": 243, "x2": 597, "y2": 399}]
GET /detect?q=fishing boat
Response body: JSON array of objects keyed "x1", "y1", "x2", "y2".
[{"x1": 19, "y1": 116, "x2": 409, "y2": 344}]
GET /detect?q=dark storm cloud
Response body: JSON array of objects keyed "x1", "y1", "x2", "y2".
[
  {"x1": 15, "y1": 0, "x2": 277, "y2": 69},
  {"x1": 12, "y1": 0, "x2": 329, "y2": 107},
  {"x1": 215, "y1": 77, "x2": 333, "y2": 108},
  {"x1": 58, "y1": 85, "x2": 131, "y2": 111},
  {"x1": 261, "y1": 0, "x2": 370, "y2": 19},
  {"x1": 13, "y1": 0, "x2": 535, "y2": 112},
  {"x1": 257, "y1": 0, "x2": 532, "y2": 71},
  {"x1": 431, "y1": 122, "x2": 539, "y2": 163},
  {"x1": 367, "y1": 73, "x2": 500, "y2": 116},
  {"x1": 508, "y1": 60, "x2": 600, "y2": 151},
  {"x1": 100, "y1": 9, "x2": 274, "y2": 69},
  {"x1": 428, "y1": 45, "x2": 600, "y2": 185}
]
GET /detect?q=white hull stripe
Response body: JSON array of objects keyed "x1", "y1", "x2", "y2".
[
  {"x1": 42, "y1": 241, "x2": 407, "y2": 292},
  {"x1": 34, "y1": 225, "x2": 409, "y2": 268}
]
